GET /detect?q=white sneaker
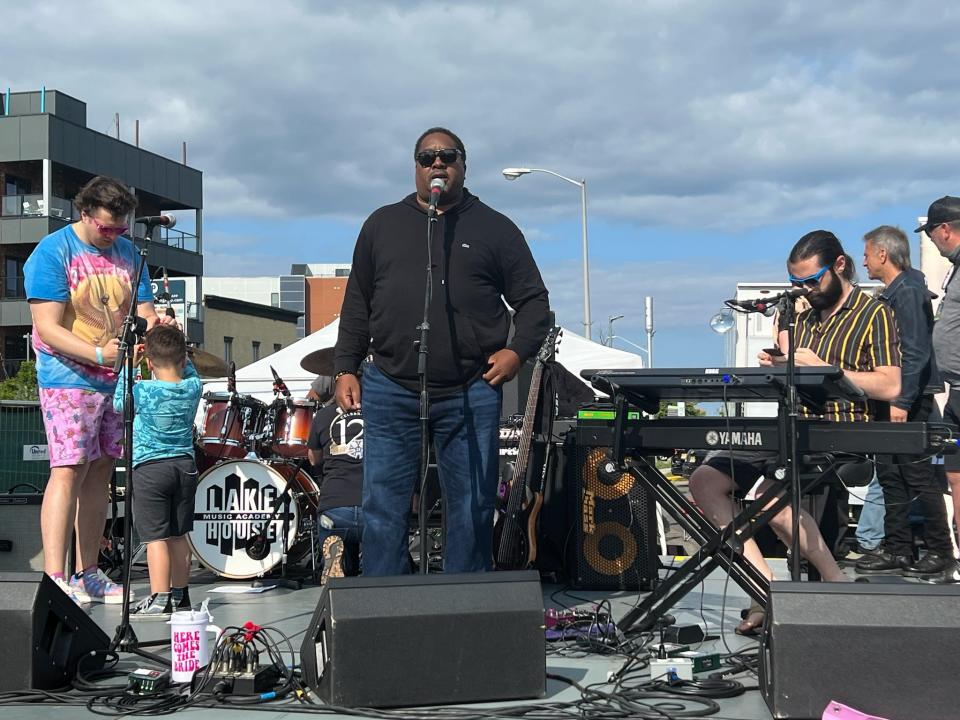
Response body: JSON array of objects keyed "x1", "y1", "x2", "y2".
[{"x1": 53, "y1": 576, "x2": 90, "y2": 606}]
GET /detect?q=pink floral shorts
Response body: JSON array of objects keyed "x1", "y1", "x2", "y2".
[{"x1": 38, "y1": 388, "x2": 124, "y2": 467}]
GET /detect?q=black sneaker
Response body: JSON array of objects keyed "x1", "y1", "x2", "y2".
[
  {"x1": 131, "y1": 592, "x2": 173, "y2": 620},
  {"x1": 903, "y1": 552, "x2": 955, "y2": 578},
  {"x1": 854, "y1": 550, "x2": 910, "y2": 574},
  {"x1": 842, "y1": 543, "x2": 885, "y2": 563}
]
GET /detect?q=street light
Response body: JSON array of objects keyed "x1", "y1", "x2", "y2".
[
  {"x1": 502, "y1": 166, "x2": 592, "y2": 340},
  {"x1": 606, "y1": 314, "x2": 624, "y2": 347}
]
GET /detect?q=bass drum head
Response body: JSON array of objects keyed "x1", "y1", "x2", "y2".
[{"x1": 188, "y1": 460, "x2": 307, "y2": 579}]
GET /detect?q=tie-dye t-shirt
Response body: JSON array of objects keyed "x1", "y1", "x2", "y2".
[
  {"x1": 112, "y1": 361, "x2": 202, "y2": 467},
  {"x1": 24, "y1": 225, "x2": 153, "y2": 393}
]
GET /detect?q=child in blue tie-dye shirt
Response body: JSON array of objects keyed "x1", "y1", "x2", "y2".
[{"x1": 113, "y1": 324, "x2": 202, "y2": 618}]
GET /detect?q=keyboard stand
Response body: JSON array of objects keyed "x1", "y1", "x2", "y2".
[{"x1": 614, "y1": 454, "x2": 838, "y2": 634}]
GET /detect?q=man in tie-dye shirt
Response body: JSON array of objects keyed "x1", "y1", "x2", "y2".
[{"x1": 24, "y1": 176, "x2": 172, "y2": 605}]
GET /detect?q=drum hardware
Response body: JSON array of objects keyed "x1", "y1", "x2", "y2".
[{"x1": 246, "y1": 457, "x2": 314, "y2": 587}]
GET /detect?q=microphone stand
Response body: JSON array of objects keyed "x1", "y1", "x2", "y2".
[
  {"x1": 415, "y1": 205, "x2": 439, "y2": 574},
  {"x1": 776, "y1": 293, "x2": 803, "y2": 582},
  {"x1": 110, "y1": 225, "x2": 166, "y2": 664},
  {"x1": 245, "y1": 457, "x2": 307, "y2": 590}
]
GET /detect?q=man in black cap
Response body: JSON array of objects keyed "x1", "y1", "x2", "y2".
[{"x1": 917, "y1": 196, "x2": 960, "y2": 582}]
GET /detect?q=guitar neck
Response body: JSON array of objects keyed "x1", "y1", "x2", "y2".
[{"x1": 513, "y1": 362, "x2": 544, "y2": 482}]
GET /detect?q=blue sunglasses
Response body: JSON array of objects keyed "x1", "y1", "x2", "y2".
[{"x1": 788, "y1": 265, "x2": 830, "y2": 287}]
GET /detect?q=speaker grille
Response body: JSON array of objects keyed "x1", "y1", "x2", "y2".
[{"x1": 570, "y1": 445, "x2": 657, "y2": 590}]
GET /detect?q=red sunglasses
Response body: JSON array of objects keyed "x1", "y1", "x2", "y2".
[{"x1": 84, "y1": 212, "x2": 128, "y2": 237}]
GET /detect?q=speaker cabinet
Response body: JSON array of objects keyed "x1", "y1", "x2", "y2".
[
  {"x1": 0, "y1": 494, "x2": 44, "y2": 572},
  {"x1": 300, "y1": 571, "x2": 545, "y2": 707},
  {"x1": 0, "y1": 573, "x2": 109, "y2": 691},
  {"x1": 760, "y1": 581, "x2": 960, "y2": 719},
  {"x1": 568, "y1": 443, "x2": 658, "y2": 590}
]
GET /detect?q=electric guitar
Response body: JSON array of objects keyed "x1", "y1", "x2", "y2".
[{"x1": 493, "y1": 326, "x2": 560, "y2": 570}]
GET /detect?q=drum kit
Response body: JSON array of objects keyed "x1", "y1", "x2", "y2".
[{"x1": 186, "y1": 346, "x2": 336, "y2": 581}]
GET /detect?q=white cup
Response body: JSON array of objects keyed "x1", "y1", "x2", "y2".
[{"x1": 168, "y1": 608, "x2": 221, "y2": 683}]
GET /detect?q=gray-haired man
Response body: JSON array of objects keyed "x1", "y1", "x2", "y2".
[{"x1": 858, "y1": 225, "x2": 953, "y2": 577}]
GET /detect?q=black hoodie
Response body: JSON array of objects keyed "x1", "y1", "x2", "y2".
[{"x1": 334, "y1": 189, "x2": 550, "y2": 394}]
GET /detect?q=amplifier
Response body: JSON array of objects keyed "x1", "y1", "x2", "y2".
[{"x1": 0, "y1": 493, "x2": 44, "y2": 572}]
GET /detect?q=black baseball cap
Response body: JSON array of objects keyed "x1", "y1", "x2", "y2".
[{"x1": 915, "y1": 196, "x2": 960, "y2": 233}]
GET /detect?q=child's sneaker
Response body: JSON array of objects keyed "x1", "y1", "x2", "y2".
[
  {"x1": 53, "y1": 576, "x2": 90, "y2": 606},
  {"x1": 321, "y1": 536, "x2": 345, "y2": 585},
  {"x1": 130, "y1": 593, "x2": 173, "y2": 620},
  {"x1": 71, "y1": 569, "x2": 129, "y2": 604}
]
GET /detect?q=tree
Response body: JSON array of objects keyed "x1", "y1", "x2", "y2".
[{"x1": 0, "y1": 361, "x2": 39, "y2": 401}]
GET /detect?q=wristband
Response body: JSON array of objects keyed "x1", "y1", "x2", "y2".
[
  {"x1": 95, "y1": 346, "x2": 104, "y2": 365},
  {"x1": 335, "y1": 371, "x2": 354, "y2": 381}
]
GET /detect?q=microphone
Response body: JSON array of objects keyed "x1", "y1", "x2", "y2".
[
  {"x1": 270, "y1": 365, "x2": 291, "y2": 398},
  {"x1": 725, "y1": 287, "x2": 807, "y2": 316},
  {"x1": 135, "y1": 213, "x2": 177, "y2": 228},
  {"x1": 246, "y1": 531, "x2": 270, "y2": 561},
  {"x1": 427, "y1": 178, "x2": 445, "y2": 216}
]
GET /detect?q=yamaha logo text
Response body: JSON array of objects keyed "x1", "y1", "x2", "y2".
[{"x1": 705, "y1": 430, "x2": 763, "y2": 447}]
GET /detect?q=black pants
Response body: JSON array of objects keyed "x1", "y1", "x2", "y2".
[{"x1": 876, "y1": 396, "x2": 952, "y2": 556}]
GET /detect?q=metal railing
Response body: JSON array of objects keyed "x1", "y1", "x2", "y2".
[
  {"x1": 0, "y1": 193, "x2": 75, "y2": 220},
  {"x1": 0, "y1": 400, "x2": 49, "y2": 493}
]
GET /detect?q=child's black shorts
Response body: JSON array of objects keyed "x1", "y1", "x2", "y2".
[{"x1": 132, "y1": 455, "x2": 199, "y2": 542}]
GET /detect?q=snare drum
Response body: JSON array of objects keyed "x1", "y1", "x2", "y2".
[
  {"x1": 198, "y1": 393, "x2": 267, "y2": 460},
  {"x1": 187, "y1": 459, "x2": 319, "y2": 579},
  {"x1": 268, "y1": 398, "x2": 318, "y2": 458}
]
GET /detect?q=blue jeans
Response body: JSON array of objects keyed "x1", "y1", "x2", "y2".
[
  {"x1": 361, "y1": 362, "x2": 502, "y2": 576},
  {"x1": 855, "y1": 474, "x2": 885, "y2": 550},
  {"x1": 317, "y1": 505, "x2": 364, "y2": 575}
]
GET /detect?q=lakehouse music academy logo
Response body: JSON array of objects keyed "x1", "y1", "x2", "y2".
[{"x1": 194, "y1": 469, "x2": 296, "y2": 556}]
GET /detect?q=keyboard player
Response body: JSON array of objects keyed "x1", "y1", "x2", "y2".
[{"x1": 689, "y1": 230, "x2": 901, "y2": 635}]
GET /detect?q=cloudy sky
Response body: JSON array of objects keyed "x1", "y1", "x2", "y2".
[{"x1": 4, "y1": 0, "x2": 957, "y2": 367}]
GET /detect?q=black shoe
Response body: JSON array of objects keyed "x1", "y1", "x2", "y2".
[
  {"x1": 854, "y1": 550, "x2": 910, "y2": 574},
  {"x1": 839, "y1": 543, "x2": 884, "y2": 564},
  {"x1": 903, "y1": 552, "x2": 955, "y2": 578},
  {"x1": 922, "y1": 561, "x2": 960, "y2": 584}
]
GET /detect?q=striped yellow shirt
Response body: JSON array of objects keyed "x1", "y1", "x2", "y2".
[{"x1": 794, "y1": 286, "x2": 901, "y2": 421}]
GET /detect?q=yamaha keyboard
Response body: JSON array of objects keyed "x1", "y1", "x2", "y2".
[
  {"x1": 576, "y1": 412, "x2": 958, "y2": 456},
  {"x1": 582, "y1": 366, "x2": 864, "y2": 413}
]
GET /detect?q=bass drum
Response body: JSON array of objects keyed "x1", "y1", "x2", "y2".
[{"x1": 187, "y1": 460, "x2": 318, "y2": 579}]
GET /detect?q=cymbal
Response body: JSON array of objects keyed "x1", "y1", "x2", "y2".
[
  {"x1": 187, "y1": 347, "x2": 230, "y2": 377},
  {"x1": 300, "y1": 347, "x2": 335, "y2": 376}
]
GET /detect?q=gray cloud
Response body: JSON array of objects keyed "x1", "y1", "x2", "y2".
[{"x1": 3, "y1": 0, "x2": 955, "y2": 231}]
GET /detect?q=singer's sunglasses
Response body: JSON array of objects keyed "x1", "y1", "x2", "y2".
[
  {"x1": 788, "y1": 265, "x2": 830, "y2": 288},
  {"x1": 83, "y1": 212, "x2": 128, "y2": 237},
  {"x1": 415, "y1": 148, "x2": 463, "y2": 167}
]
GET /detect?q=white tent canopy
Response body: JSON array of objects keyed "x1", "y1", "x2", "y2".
[
  {"x1": 201, "y1": 319, "x2": 643, "y2": 404},
  {"x1": 553, "y1": 327, "x2": 644, "y2": 388}
]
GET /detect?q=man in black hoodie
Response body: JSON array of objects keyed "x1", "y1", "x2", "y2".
[
  {"x1": 333, "y1": 127, "x2": 550, "y2": 575},
  {"x1": 855, "y1": 225, "x2": 954, "y2": 577}
]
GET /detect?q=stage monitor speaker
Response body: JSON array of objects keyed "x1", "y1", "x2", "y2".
[
  {"x1": 300, "y1": 571, "x2": 545, "y2": 707},
  {"x1": 0, "y1": 573, "x2": 110, "y2": 691},
  {"x1": 568, "y1": 443, "x2": 658, "y2": 590},
  {"x1": 0, "y1": 493, "x2": 44, "y2": 572},
  {"x1": 760, "y1": 581, "x2": 960, "y2": 719}
]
